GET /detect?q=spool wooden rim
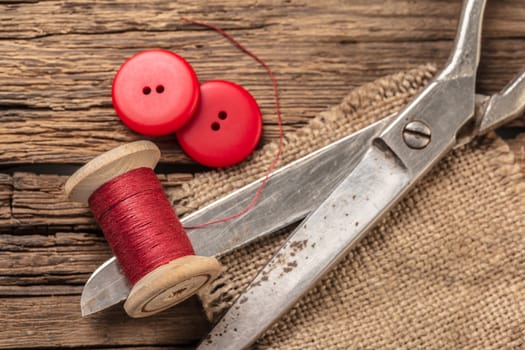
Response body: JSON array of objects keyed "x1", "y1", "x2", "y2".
[
  {"x1": 64, "y1": 140, "x2": 161, "y2": 203},
  {"x1": 124, "y1": 255, "x2": 222, "y2": 318}
]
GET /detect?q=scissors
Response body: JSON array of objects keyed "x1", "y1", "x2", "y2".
[{"x1": 80, "y1": 0, "x2": 525, "y2": 348}]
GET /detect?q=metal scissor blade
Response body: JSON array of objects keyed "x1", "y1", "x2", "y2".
[
  {"x1": 80, "y1": 259, "x2": 131, "y2": 316},
  {"x1": 197, "y1": 144, "x2": 412, "y2": 350},
  {"x1": 478, "y1": 69, "x2": 525, "y2": 134},
  {"x1": 80, "y1": 116, "x2": 393, "y2": 316}
]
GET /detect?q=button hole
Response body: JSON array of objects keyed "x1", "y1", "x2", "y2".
[
  {"x1": 218, "y1": 111, "x2": 227, "y2": 120},
  {"x1": 156, "y1": 85, "x2": 165, "y2": 94},
  {"x1": 143, "y1": 86, "x2": 151, "y2": 95},
  {"x1": 211, "y1": 122, "x2": 220, "y2": 131}
]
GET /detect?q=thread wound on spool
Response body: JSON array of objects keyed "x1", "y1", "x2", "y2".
[{"x1": 89, "y1": 167, "x2": 195, "y2": 285}]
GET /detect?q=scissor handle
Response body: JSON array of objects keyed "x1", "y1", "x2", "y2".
[
  {"x1": 377, "y1": 0, "x2": 487, "y2": 178},
  {"x1": 479, "y1": 69, "x2": 525, "y2": 133},
  {"x1": 442, "y1": 0, "x2": 486, "y2": 79}
]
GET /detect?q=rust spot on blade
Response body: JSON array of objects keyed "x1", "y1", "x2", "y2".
[{"x1": 290, "y1": 239, "x2": 308, "y2": 251}]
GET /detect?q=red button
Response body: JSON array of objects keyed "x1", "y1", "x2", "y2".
[
  {"x1": 176, "y1": 80, "x2": 262, "y2": 168},
  {"x1": 112, "y1": 49, "x2": 200, "y2": 136}
]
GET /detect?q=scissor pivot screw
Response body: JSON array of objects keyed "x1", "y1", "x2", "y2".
[{"x1": 403, "y1": 121, "x2": 431, "y2": 149}]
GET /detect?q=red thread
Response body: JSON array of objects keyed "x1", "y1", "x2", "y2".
[
  {"x1": 89, "y1": 167, "x2": 195, "y2": 285},
  {"x1": 181, "y1": 18, "x2": 284, "y2": 229}
]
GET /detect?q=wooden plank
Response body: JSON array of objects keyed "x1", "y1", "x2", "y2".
[
  {"x1": 0, "y1": 230, "x2": 208, "y2": 348},
  {"x1": 0, "y1": 172, "x2": 193, "y2": 230},
  {"x1": 0, "y1": 295, "x2": 208, "y2": 348},
  {"x1": 0, "y1": 229, "x2": 208, "y2": 349},
  {"x1": 0, "y1": 1, "x2": 524, "y2": 164},
  {"x1": 0, "y1": 174, "x2": 13, "y2": 223},
  {"x1": 0, "y1": 0, "x2": 523, "y2": 41},
  {"x1": 0, "y1": 232, "x2": 108, "y2": 296}
]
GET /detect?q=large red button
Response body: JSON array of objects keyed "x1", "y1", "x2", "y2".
[
  {"x1": 176, "y1": 80, "x2": 262, "y2": 168},
  {"x1": 112, "y1": 49, "x2": 200, "y2": 136}
]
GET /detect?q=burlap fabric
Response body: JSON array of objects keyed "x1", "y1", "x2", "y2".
[{"x1": 171, "y1": 64, "x2": 525, "y2": 349}]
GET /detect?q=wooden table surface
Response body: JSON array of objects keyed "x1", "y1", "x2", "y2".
[{"x1": 1, "y1": 0, "x2": 524, "y2": 348}]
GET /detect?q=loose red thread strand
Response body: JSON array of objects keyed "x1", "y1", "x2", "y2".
[
  {"x1": 89, "y1": 167, "x2": 195, "y2": 285},
  {"x1": 181, "y1": 18, "x2": 284, "y2": 229}
]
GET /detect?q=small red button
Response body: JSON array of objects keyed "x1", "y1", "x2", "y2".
[
  {"x1": 176, "y1": 80, "x2": 262, "y2": 168},
  {"x1": 112, "y1": 49, "x2": 200, "y2": 136}
]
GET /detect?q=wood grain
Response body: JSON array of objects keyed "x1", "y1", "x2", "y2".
[
  {"x1": 0, "y1": 230, "x2": 209, "y2": 348},
  {"x1": 0, "y1": 295, "x2": 209, "y2": 349},
  {"x1": 0, "y1": 232, "x2": 108, "y2": 296},
  {"x1": 0, "y1": 0, "x2": 523, "y2": 349},
  {"x1": 0, "y1": 172, "x2": 193, "y2": 230}
]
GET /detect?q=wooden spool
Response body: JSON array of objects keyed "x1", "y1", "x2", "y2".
[{"x1": 64, "y1": 140, "x2": 221, "y2": 318}]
